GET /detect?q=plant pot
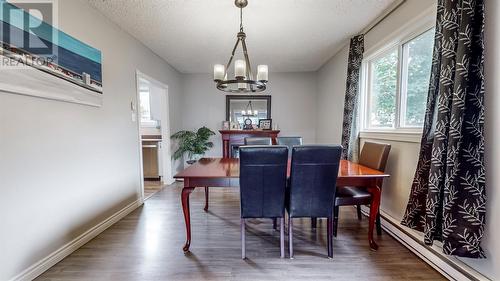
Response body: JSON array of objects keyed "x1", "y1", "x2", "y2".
[{"x1": 186, "y1": 154, "x2": 202, "y2": 165}]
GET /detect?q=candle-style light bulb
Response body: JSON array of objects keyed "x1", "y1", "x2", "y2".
[
  {"x1": 235, "y1": 60, "x2": 246, "y2": 79},
  {"x1": 213, "y1": 64, "x2": 225, "y2": 81},
  {"x1": 257, "y1": 65, "x2": 268, "y2": 82}
]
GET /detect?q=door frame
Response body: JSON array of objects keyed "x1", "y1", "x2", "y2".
[{"x1": 135, "y1": 70, "x2": 174, "y2": 202}]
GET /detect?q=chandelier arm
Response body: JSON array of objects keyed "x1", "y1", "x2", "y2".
[
  {"x1": 216, "y1": 79, "x2": 266, "y2": 93},
  {"x1": 241, "y1": 39, "x2": 253, "y2": 80},
  {"x1": 241, "y1": 39, "x2": 254, "y2": 91},
  {"x1": 224, "y1": 38, "x2": 242, "y2": 78}
]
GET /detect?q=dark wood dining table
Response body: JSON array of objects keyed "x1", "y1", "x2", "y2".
[{"x1": 174, "y1": 158, "x2": 390, "y2": 252}]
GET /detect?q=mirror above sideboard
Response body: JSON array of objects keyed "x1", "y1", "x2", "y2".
[{"x1": 225, "y1": 95, "x2": 271, "y2": 127}]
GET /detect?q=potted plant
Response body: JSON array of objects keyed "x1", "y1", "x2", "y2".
[{"x1": 171, "y1": 126, "x2": 216, "y2": 164}]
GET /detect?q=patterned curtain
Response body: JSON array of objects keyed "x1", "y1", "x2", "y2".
[
  {"x1": 401, "y1": 0, "x2": 486, "y2": 258},
  {"x1": 340, "y1": 35, "x2": 364, "y2": 161}
]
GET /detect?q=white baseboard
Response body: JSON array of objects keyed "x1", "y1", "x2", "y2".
[
  {"x1": 360, "y1": 206, "x2": 490, "y2": 281},
  {"x1": 10, "y1": 198, "x2": 143, "y2": 281}
]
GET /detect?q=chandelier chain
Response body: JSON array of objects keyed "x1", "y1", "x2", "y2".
[{"x1": 240, "y1": 8, "x2": 243, "y2": 32}]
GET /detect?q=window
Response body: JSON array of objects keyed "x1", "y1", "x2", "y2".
[
  {"x1": 363, "y1": 28, "x2": 434, "y2": 131},
  {"x1": 368, "y1": 48, "x2": 398, "y2": 128},
  {"x1": 139, "y1": 90, "x2": 152, "y2": 122}
]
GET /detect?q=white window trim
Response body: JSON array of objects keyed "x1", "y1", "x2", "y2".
[
  {"x1": 360, "y1": 6, "x2": 436, "y2": 139},
  {"x1": 359, "y1": 131, "x2": 422, "y2": 144}
]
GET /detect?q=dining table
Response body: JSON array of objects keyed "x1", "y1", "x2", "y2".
[{"x1": 174, "y1": 157, "x2": 390, "y2": 252}]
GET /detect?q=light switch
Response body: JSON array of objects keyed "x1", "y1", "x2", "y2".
[{"x1": 131, "y1": 100, "x2": 137, "y2": 122}]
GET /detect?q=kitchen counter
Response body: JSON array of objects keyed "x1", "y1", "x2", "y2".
[{"x1": 142, "y1": 135, "x2": 162, "y2": 142}]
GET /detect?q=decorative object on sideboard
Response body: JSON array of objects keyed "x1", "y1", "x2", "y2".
[
  {"x1": 171, "y1": 127, "x2": 215, "y2": 165},
  {"x1": 243, "y1": 118, "x2": 253, "y2": 130},
  {"x1": 259, "y1": 119, "x2": 272, "y2": 130},
  {"x1": 222, "y1": 121, "x2": 230, "y2": 130},
  {"x1": 212, "y1": 0, "x2": 268, "y2": 93},
  {"x1": 230, "y1": 121, "x2": 240, "y2": 130},
  {"x1": 0, "y1": 1, "x2": 103, "y2": 106},
  {"x1": 242, "y1": 100, "x2": 258, "y2": 130}
]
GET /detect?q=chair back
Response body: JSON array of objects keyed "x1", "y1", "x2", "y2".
[
  {"x1": 239, "y1": 146, "x2": 288, "y2": 218},
  {"x1": 359, "y1": 142, "x2": 391, "y2": 172},
  {"x1": 244, "y1": 137, "x2": 272, "y2": 145},
  {"x1": 277, "y1": 137, "x2": 303, "y2": 157},
  {"x1": 288, "y1": 145, "x2": 342, "y2": 218}
]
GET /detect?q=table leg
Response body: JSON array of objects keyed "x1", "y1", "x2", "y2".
[
  {"x1": 223, "y1": 140, "x2": 230, "y2": 158},
  {"x1": 182, "y1": 186, "x2": 195, "y2": 252},
  {"x1": 204, "y1": 187, "x2": 209, "y2": 212},
  {"x1": 367, "y1": 182, "x2": 381, "y2": 251}
]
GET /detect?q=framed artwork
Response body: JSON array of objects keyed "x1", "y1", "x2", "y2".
[
  {"x1": 259, "y1": 119, "x2": 272, "y2": 130},
  {"x1": 0, "y1": 0, "x2": 103, "y2": 106}
]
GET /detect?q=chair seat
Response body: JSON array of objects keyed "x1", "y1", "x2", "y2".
[{"x1": 335, "y1": 186, "x2": 372, "y2": 206}]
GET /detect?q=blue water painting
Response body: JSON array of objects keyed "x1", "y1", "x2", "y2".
[{"x1": 0, "y1": 0, "x2": 103, "y2": 93}]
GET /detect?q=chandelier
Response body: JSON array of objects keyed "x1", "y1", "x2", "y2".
[
  {"x1": 213, "y1": 0, "x2": 268, "y2": 93},
  {"x1": 241, "y1": 101, "x2": 258, "y2": 117}
]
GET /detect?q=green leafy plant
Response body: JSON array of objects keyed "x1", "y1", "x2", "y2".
[{"x1": 171, "y1": 126, "x2": 215, "y2": 162}]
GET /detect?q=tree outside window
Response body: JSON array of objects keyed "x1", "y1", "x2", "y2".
[{"x1": 364, "y1": 28, "x2": 434, "y2": 130}]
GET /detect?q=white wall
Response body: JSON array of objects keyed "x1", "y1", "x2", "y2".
[
  {"x1": 315, "y1": 0, "x2": 500, "y2": 279},
  {"x1": 0, "y1": 0, "x2": 183, "y2": 280},
  {"x1": 469, "y1": 0, "x2": 500, "y2": 276},
  {"x1": 180, "y1": 72, "x2": 318, "y2": 157},
  {"x1": 316, "y1": 45, "x2": 349, "y2": 144}
]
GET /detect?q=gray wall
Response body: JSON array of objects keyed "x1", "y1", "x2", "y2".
[
  {"x1": 316, "y1": 46, "x2": 349, "y2": 144},
  {"x1": 180, "y1": 72, "x2": 318, "y2": 158},
  {"x1": 315, "y1": 0, "x2": 499, "y2": 278},
  {"x1": 0, "y1": 0, "x2": 183, "y2": 279}
]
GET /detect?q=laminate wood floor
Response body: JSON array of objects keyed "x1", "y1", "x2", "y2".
[
  {"x1": 144, "y1": 180, "x2": 164, "y2": 200},
  {"x1": 36, "y1": 182, "x2": 445, "y2": 281}
]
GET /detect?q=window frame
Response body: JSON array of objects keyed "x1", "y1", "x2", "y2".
[{"x1": 360, "y1": 13, "x2": 435, "y2": 135}]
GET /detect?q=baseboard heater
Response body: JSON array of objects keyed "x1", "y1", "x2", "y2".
[{"x1": 359, "y1": 207, "x2": 489, "y2": 281}]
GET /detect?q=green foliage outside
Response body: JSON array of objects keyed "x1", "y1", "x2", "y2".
[
  {"x1": 405, "y1": 30, "x2": 434, "y2": 126},
  {"x1": 371, "y1": 50, "x2": 398, "y2": 127},
  {"x1": 171, "y1": 127, "x2": 215, "y2": 161},
  {"x1": 370, "y1": 29, "x2": 434, "y2": 128}
]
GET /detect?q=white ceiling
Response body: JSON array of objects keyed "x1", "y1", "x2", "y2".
[{"x1": 87, "y1": 0, "x2": 396, "y2": 73}]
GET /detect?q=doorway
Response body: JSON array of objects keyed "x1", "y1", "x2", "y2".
[{"x1": 136, "y1": 71, "x2": 173, "y2": 201}]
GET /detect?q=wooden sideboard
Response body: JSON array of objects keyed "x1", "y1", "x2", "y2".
[{"x1": 219, "y1": 130, "x2": 280, "y2": 158}]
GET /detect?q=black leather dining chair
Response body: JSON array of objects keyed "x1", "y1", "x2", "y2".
[
  {"x1": 239, "y1": 145, "x2": 288, "y2": 259},
  {"x1": 277, "y1": 137, "x2": 303, "y2": 157},
  {"x1": 286, "y1": 145, "x2": 342, "y2": 259},
  {"x1": 244, "y1": 137, "x2": 273, "y2": 145}
]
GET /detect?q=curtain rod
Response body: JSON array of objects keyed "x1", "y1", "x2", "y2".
[{"x1": 361, "y1": 0, "x2": 407, "y2": 35}]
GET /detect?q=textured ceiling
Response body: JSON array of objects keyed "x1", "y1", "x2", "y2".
[{"x1": 87, "y1": 0, "x2": 395, "y2": 73}]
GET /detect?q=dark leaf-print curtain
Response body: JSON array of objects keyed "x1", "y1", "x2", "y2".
[
  {"x1": 341, "y1": 35, "x2": 364, "y2": 161},
  {"x1": 401, "y1": 0, "x2": 486, "y2": 258}
]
